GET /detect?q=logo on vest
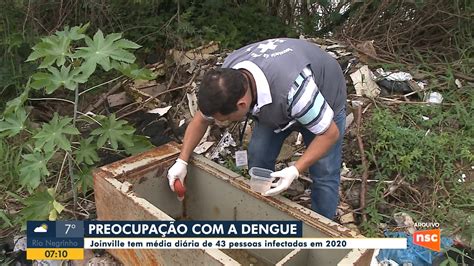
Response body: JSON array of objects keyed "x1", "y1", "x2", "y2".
[{"x1": 246, "y1": 39, "x2": 293, "y2": 59}]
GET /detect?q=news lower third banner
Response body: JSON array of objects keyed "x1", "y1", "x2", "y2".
[{"x1": 27, "y1": 220, "x2": 406, "y2": 260}]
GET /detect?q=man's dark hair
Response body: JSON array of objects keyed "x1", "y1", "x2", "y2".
[{"x1": 198, "y1": 68, "x2": 247, "y2": 116}]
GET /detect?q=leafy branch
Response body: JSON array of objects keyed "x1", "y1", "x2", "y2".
[{"x1": 1, "y1": 23, "x2": 157, "y2": 226}]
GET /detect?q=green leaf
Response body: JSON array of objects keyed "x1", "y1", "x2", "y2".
[
  {"x1": 31, "y1": 66, "x2": 87, "y2": 93},
  {"x1": 113, "y1": 62, "x2": 157, "y2": 80},
  {"x1": 124, "y1": 135, "x2": 154, "y2": 155},
  {"x1": 439, "y1": 256, "x2": 458, "y2": 266},
  {"x1": 0, "y1": 108, "x2": 28, "y2": 138},
  {"x1": 448, "y1": 246, "x2": 474, "y2": 260},
  {"x1": 26, "y1": 35, "x2": 71, "y2": 67},
  {"x1": 74, "y1": 137, "x2": 100, "y2": 165},
  {"x1": 0, "y1": 210, "x2": 13, "y2": 228},
  {"x1": 74, "y1": 168, "x2": 93, "y2": 196},
  {"x1": 76, "y1": 60, "x2": 96, "y2": 81},
  {"x1": 47, "y1": 187, "x2": 55, "y2": 197},
  {"x1": 115, "y1": 38, "x2": 141, "y2": 49},
  {"x1": 19, "y1": 151, "x2": 52, "y2": 189},
  {"x1": 4, "y1": 83, "x2": 31, "y2": 115},
  {"x1": 49, "y1": 209, "x2": 58, "y2": 220},
  {"x1": 74, "y1": 30, "x2": 140, "y2": 72},
  {"x1": 90, "y1": 114, "x2": 135, "y2": 149},
  {"x1": 33, "y1": 113, "x2": 80, "y2": 152},
  {"x1": 47, "y1": 191, "x2": 64, "y2": 221},
  {"x1": 31, "y1": 72, "x2": 53, "y2": 90},
  {"x1": 52, "y1": 200, "x2": 64, "y2": 214},
  {"x1": 20, "y1": 189, "x2": 55, "y2": 221},
  {"x1": 5, "y1": 191, "x2": 23, "y2": 201},
  {"x1": 56, "y1": 23, "x2": 89, "y2": 41}
]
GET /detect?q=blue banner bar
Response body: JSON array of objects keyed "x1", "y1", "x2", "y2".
[{"x1": 85, "y1": 221, "x2": 303, "y2": 238}]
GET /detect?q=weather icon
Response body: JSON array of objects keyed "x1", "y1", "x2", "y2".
[{"x1": 33, "y1": 224, "x2": 48, "y2": 233}]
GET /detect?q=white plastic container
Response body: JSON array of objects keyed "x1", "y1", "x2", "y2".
[
  {"x1": 249, "y1": 167, "x2": 274, "y2": 194},
  {"x1": 426, "y1": 92, "x2": 443, "y2": 104}
]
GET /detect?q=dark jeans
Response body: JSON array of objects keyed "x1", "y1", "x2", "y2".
[{"x1": 248, "y1": 108, "x2": 346, "y2": 219}]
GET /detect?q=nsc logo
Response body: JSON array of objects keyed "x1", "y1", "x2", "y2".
[{"x1": 413, "y1": 229, "x2": 441, "y2": 252}]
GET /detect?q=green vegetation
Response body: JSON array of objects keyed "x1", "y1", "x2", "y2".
[
  {"x1": 361, "y1": 88, "x2": 473, "y2": 246},
  {"x1": 0, "y1": 24, "x2": 155, "y2": 227}
]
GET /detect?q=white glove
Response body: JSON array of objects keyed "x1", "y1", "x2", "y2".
[
  {"x1": 167, "y1": 158, "x2": 188, "y2": 192},
  {"x1": 263, "y1": 166, "x2": 299, "y2": 196}
]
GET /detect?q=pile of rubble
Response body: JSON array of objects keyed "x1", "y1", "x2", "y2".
[
  {"x1": 89, "y1": 36, "x2": 471, "y2": 229},
  {"x1": 85, "y1": 37, "x2": 460, "y2": 231}
]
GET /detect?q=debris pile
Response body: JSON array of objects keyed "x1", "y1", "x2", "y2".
[{"x1": 84, "y1": 37, "x2": 463, "y2": 232}]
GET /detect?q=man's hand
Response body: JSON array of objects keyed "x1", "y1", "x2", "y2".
[
  {"x1": 167, "y1": 158, "x2": 188, "y2": 191},
  {"x1": 263, "y1": 166, "x2": 299, "y2": 196}
]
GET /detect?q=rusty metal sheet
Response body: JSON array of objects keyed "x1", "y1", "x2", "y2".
[
  {"x1": 93, "y1": 148, "x2": 239, "y2": 265},
  {"x1": 93, "y1": 141, "x2": 371, "y2": 265},
  {"x1": 99, "y1": 143, "x2": 180, "y2": 178},
  {"x1": 190, "y1": 154, "x2": 360, "y2": 238}
]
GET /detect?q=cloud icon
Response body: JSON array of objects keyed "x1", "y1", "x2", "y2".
[{"x1": 34, "y1": 224, "x2": 48, "y2": 233}]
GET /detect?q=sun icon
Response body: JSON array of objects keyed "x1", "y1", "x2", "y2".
[{"x1": 41, "y1": 224, "x2": 48, "y2": 230}]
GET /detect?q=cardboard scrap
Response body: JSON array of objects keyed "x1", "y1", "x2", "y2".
[
  {"x1": 186, "y1": 88, "x2": 198, "y2": 117},
  {"x1": 350, "y1": 65, "x2": 380, "y2": 98},
  {"x1": 194, "y1": 141, "x2": 215, "y2": 154},
  {"x1": 338, "y1": 202, "x2": 355, "y2": 224},
  {"x1": 147, "y1": 106, "x2": 172, "y2": 116},
  {"x1": 355, "y1": 40, "x2": 377, "y2": 63},
  {"x1": 171, "y1": 41, "x2": 219, "y2": 66}
]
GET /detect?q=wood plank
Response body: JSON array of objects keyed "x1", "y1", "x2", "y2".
[{"x1": 107, "y1": 84, "x2": 167, "y2": 107}]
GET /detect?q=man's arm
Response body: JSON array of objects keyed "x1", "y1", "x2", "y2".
[
  {"x1": 264, "y1": 121, "x2": 339, "y2": 197},
  {"x1": 264, "y1": 66, "x2": 339, "y2": 196},
  {"x1": 294, "y1": 121, "x2": 339, "y2": 173},
  {"x1": 178, "y1": 110, "x2": 212, "y2": 162},
  {"x1": 287, "y1": 66, "x2": 339, "y2": 172},
  {"x1": 167, "y1": 110, "x2": 211, "y2": 193}
]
